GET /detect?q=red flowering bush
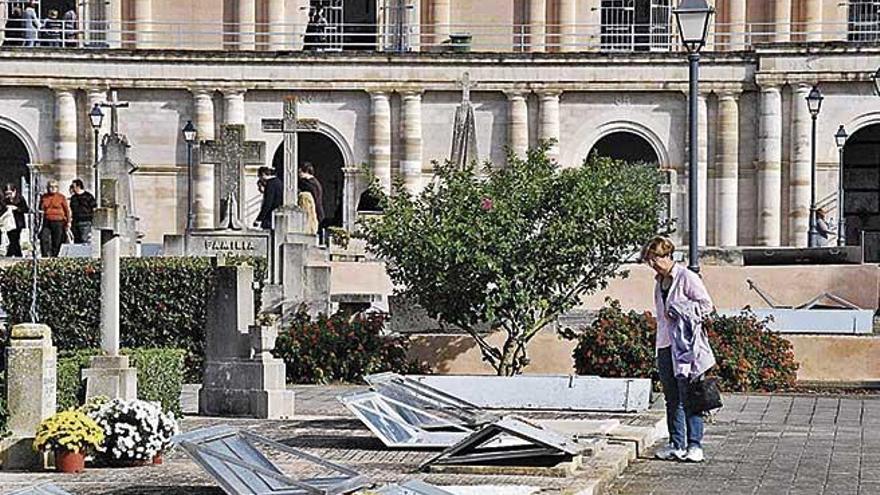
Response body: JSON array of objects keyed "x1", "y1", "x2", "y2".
[
  {"x1": 273, "y1": 311, "x2": 427, "y2": 384},
  {"x1": 562, "y1": 299, "x2": 799, "y2": 392}
]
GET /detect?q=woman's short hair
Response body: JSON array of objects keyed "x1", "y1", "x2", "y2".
[{"x1": 641, "y1": 236, "x2": 675, "y2": 262}]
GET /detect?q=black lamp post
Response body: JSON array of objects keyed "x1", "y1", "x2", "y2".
[
  {"x1": 834, "y1": 125, "x2": 848, "y2": 247},
  {"x1": 182, "y1": 120, "x2": 198, "y2": 234},
  {"x1": 673, "y1": 0, "x2": 714, "y2": 273},
  {"x1": 805, "y1": 85, "x2": 824, "y2": 247},
  {"x1": 89, "y1": 103, "x2": 105, "y2": 203}
]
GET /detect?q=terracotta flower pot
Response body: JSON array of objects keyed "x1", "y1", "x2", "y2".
[
  {"x1": 152, "y1": 454, "x2": 163, "y2": 465},
  {"x1": 55, "y1": 450, "x2": 86, "y2": 473}
]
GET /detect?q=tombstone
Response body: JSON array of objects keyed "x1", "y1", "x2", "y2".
[
  {"x1": 81, "y1": 177, "x2": 138, "y2": 402},
  {"x1": 164, "y1": 124, "x2": 270, "y2": 258},
  {"x1": 1, "y1": 324, "x2": 57, "y2": 470},
  {"x1": 259, "y1": 97, "x2": 332, "y2": 319},
  {"x1": 199, "y1": 263, "x2": 294, "y2": 419}
]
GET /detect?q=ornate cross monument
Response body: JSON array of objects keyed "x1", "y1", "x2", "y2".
[
  {"x1": 451, "y1": 72, "x2": 479, "y2": 168},
  {"x1": 200, "y1": 125, "x2": 265, "y2": 230}
]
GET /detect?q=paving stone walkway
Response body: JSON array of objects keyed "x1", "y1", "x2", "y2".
[{"x1": 609, "y1": 394, "x2": 880, "y2": 495}]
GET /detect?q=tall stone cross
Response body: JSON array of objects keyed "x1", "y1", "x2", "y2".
[
  {"x1": 261, "y1": 96, "x2": 318, "y2": 208},
  {"x1": 100, "y1": 90, "x2": 130, "y2": 136},
  {"x1": 200, "y1": 125, "x2": 266, "y2": 230}
]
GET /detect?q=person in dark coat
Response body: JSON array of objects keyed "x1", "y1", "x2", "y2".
[
  {"x1": 2, "y1": 183, "x2": 30, "y2": 257},
  {"x1": 5, "y1": 6, "x2": 24, "y2": 46},
  {"x1": 254, "y1": 166, "x2": 282, "y2": 230},
  {"x1": 69, "y1": 179, "x2": 97, "y2": 243},
  {"x1": 298, "y1": 162, "x2": 325, "y2": 241},
  {"x1": 40, "y1": 9, "x2": 62, "y2": 47}
]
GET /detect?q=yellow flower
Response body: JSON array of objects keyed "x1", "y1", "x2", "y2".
[{"x1": 33, "y1": 409, "x2": 105, "y2": 454}]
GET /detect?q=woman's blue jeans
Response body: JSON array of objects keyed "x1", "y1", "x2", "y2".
[{"x1": 657, "y1": 346, "x2": 703, "y2": 450}]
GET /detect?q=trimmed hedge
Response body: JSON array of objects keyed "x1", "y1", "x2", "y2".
[
  {"x1": 56, "y1": 348, "x2": 185, "y2": 415},
  {"x1": 0, "y1": 257, "x2": 265, "y2": 381},
  {"x1": 274, "y1": 312, "x2": 427, "y2": 384},
  {"x1": 561, "y1": 299, "x2": 799, "y2": 392}
]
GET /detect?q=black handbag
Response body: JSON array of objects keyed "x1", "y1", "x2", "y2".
[{"x1": 685, "y1": 375, "x2": 723, "y2": 414}]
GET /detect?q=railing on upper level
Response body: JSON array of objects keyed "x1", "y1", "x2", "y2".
[{"x1": 0, "y1": 20, "x2": 877, "y2": 53}]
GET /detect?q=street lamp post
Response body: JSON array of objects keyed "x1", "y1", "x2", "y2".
[
  {"x1": 673, "y1": 0, "x2": 714, "y2": 273},
  {"x1": 89, "y1": 103, "x2": 105, "y2": 203},
  {"x1": 182, "y1": 120, "x2": 198, "y2": 235},
  {"x1": 835, "y1": 125, "x2": 848, "y2": 247},
  {"x1": 805, "y1": 86, "x2": 824, "y2": 247}
]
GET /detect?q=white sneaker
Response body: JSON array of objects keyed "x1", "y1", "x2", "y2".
[
  {"x1": 683, "y1": 446, "x2": 704, "y2": 463},
  {"x1": 654, "y1": 443, "x2": 686, "y2": 461}
]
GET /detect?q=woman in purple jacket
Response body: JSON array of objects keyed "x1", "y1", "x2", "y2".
[{"x1": 641, "y1": 236, "x2": 714, "y2": 463}]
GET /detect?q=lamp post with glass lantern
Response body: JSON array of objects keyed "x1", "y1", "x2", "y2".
[
  {"x1": 835, "y1": 125, "x2": 848, "y2": 247},
  {"x1": 673, "y1": 0, "x2": 714, "y2": 273},
  {"x1": 805, "y1": 86, "x2": 823, "y2": 247},
  {"x1": 89, "y1": 103, "x2": 105, "y2": 203},
  {"x1": 182, "y1": 120, "x2": 197, "y2": 234}
]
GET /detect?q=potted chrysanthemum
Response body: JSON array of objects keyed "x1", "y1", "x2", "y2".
[
  {"x1": 89, "y1": 398, "x2": 179, "y2": 466},
  {"x1": 33, "y1": 409, "x2": 104, "y2": 473}
]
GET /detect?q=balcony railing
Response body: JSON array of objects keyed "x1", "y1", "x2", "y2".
[{"x1": 0, "y1": 20, "x2": 875, "y2": 53}]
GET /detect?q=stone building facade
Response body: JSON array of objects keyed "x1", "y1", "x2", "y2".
[{"x1": 1, "y1": 0, "x2": 880, "y2": 254}]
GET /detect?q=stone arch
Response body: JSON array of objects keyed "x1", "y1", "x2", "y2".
[
  {"x1": 584, "y1": 121, "x2": 669, "y2": 168},
  {"x1": 272, "y1": 122, "x2": 355, "y2": 229},
  {"x1": 0, "y1": 116, "x2": 40, "y2": 165},
  {"x1": 0, "y1": 118, "x2": 36, "y2": 196},
  {"x1": 841, "y1": 122, "x2": 880, "y2": 260}
]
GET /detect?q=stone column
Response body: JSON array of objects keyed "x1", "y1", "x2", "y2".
[
  {"x1": 756, "y1": 85, "x2": 783, "y2": 246},
  {"x1": 558, "y1": 0, "x2": 577, "y2": 52},
  {"x1": 805, "y1": 0, "x2": 822, "y2": 42},
  {"x1": 369, "y1": 90, "x2": 393, "y2": 193},
  {"x1": 789, "y1": 84, "x2": 812, "y2": 247},
  {"x1": 192, "y1": 89, "x2": 216, "y2": 229},
  {"x1": 774, "y1": 0, "x2": 791, "y2": 43},
  {"x1": 728, "y1": 0, "x2": 746, "y2": 50},
  {"x1": 538, "y1": 90, "x2": 561, "y2": 161},
  {"x1": 715, "y1": 91, "x2": 740, "y2": 246},
  {"x1": 223, "y1": 89, "x2": 246, "y2": 125},
  {"x1": 134, "y1": 0, "x2": 152, "y2": 48},
  {"x1": 87, "y1": 88, "x2": 108, "y2": 190},
  {"x1": 528, "y1": 0, "x2": 546, "y2": 52},
  {"x1": 506, "y1": 90, "x2": 529, "y2": 159},
  {"x1": 239, "y1": 0, "x2": 257, "y2": 50},
  {"x1": 401, "y1": 90, "x2": 423, "y2": 193},
  {"x1": 107, "y1": 0, "x2": 122, "y2": 48},
  {"x1": 1, "y1": 324, "x2": 57, "y2": 470},
  {"x1": 697, "y1": 93, "x2": 709, "y2": 246},
  {"x1": 54, "y1": 88, "x2": 78, "y2": 187},
  {"x1": 267, "y1": 0, "x2": 286, "y2": 50},
  {"x1": 432, "y1": 0, "x2": 451, "y2": 47}
]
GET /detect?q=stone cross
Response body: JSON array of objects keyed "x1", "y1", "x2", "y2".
[
  {"x1": 261, "y1": 96, "x2": 319, "y2": 208},
  {"x1": 200, "y1": 125, "x2": 266, "y2": 230},
  {"x1": 100, "y1": 90, "x2": 130, "y2": 136},
  {"x1": 459, "y1": 72, "x2": 473, "y2": 103}
]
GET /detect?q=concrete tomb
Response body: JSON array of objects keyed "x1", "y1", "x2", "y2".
[
  {"x1": 1, "y1": 324, "x2": 57, "y2": 470},
  {"x1": 199, "y1": 262, "x2": 294, "y2": 419}
]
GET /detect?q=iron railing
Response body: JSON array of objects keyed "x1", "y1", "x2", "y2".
[{"x1": 0, "y1": 20, "x2": 876, "y2": 53}]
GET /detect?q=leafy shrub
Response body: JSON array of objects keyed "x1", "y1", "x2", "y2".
[
  {"x1": 274, "y1": 312, "x2": 427, "y2": 384},
  {"x1": 562, "y1": 300, "x2": 799, "y2": 392},
  {"x1": 0, "y1": 256, "x2": 265, "y2": 381},
  {"x1": 56, "y1": 348, "x2": 185, "y2": 415}
]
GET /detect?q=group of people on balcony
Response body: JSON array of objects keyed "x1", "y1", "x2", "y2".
[{"x1": 4, "y1": 2, "x2": 78, "y2": 47}]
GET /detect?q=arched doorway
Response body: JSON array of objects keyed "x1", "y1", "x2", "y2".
[
  {"x1": 588, "y1": 131, "x2": 660, "y2": 165},
  {"x1": 272, "y1": 131, "x2": 345, "y2": 228},
  {"x1": 0, "y1": 127, "x2": 31, "y2": 194},
  {"x1": 842, "y1": 123, "x2": 880, "y2": 260}
]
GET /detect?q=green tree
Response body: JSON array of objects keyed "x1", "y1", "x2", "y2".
[{"x1": 360, "y1": 144, "x2": 664, "y2": 375}]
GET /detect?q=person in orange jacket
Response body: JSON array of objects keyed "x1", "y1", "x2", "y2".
[{"x1": 39, "y1": 180, "x2": 71, "y2": 257}]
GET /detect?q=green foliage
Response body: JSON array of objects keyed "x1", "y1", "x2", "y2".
[
  {"x1": 327, "y1": 227, "x2": 351, "y2": 249},
  {"x1": 0, "y1": 371, "x2": 7, "y2": 439},
  {"x1": 273, "y1": 312, "x2": 427, "y2": 384},
  {"x1": 0, "y1": 256, "x2": 266, "y2": 381},
  {"x1": 563, "y1": 300, "x2": 799, "y2": 392},
  {"x1": 360, "y1": 143, "x2": 664, "y2": 375},
  {"x1": 55, "y1": 348, "x2": 186, "y2": 416}
]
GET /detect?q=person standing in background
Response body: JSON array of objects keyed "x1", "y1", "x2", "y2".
[
  {"x1": 39, "y1": 180, "x2": 71, "y2": 257},
  {"x1": 69, "y1": 179, "x2": 97, "y2": 243}
]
